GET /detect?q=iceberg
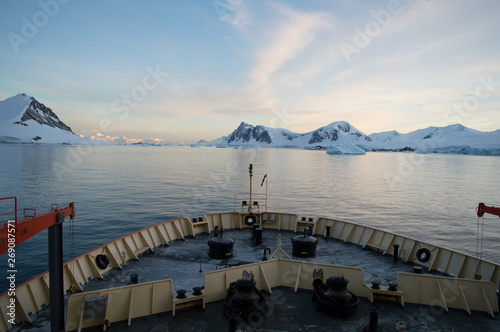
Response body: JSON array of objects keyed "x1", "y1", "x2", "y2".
[{"x1": 326, "y1": 143, "x2": 366, "y2": 155}]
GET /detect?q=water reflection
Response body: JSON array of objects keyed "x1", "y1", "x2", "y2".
[{"x1": 0, "y1": 144, "x2": 499, "y2": 290}]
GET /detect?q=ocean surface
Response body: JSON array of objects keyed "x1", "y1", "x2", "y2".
[{"x1": 1, "y1": 144, "x2": 499, "y2": 291}]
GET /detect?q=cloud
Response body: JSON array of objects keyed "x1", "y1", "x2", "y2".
[
  {"x1": 213, "y1": 0, "x2": 250, "y2": 26},
  {"x1": 248, "y1": 4, "x2": 335, "y2": 91}
]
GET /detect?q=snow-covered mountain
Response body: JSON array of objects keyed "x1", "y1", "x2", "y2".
[
  {"x1": 304, "y1": 121, "x2": 373, "y2": 146},
  {"x1": 368, "y1": 130, "x2": 403, "y2": 143},
  {"x1": 217, "y1": 121, "x2": 372, "y2": 148},
  {"x1": 368, "y1": 124, "x2": 481, "y2": 143},
  {"x1": 90, "y1": 133, "x2": 178, "y2": 146},
  {"x1": 0, "y1": 93, "x2": 182, "y2": 145},
  {"x1": 197, "y1": 136, "x2": 225, "y2": 147},
  {"x1": 0, "y1": 93, "x2": 94, "y2": 144},
  {"x1": 223, "y1": 122, "x2": 297, "y2": 146},
  {"x1": 208, "y1": 121, "x2": 500, "y2": 155},
  {"x1": 2, "y1": 93, "x2": 499, "y2": 154},
  {"x1": 368, "y1": 124, "x2": 500, "y2": 154}
]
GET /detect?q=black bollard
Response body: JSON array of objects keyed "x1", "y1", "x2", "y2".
[
  {"x1": 254, "y1": 228, "x2": 263, "y2": 245},
  {"x1": 325, "y1": 225, "x2": 331, "y2": 239},
  {"x1": 252, "y1": 223, "x2": 260, "y2": 238},
  {"x1": 393, "y1": 244, "x2": 399, "y2": 262},
  {"x1": 251, "y1": 223, "x2": 262, "y2": 245},
  {"x1": 262, "y1": 247, "x2": 271, "y2": 261},
  {"x1": 225, "y1": 309, "x2": 241, "y2": 332},
  {"x1": 364, "y1": 304, "x2": 382, "y2": 332},
  {"x1": 369, "y1": 308, "x2": 378, "y2": 331}
]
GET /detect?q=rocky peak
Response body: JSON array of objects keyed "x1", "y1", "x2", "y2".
[
  {"x1": 308, "y1": 121, "x2": 372, "y2": 144},
  {"x1": 227, "y1": 122, "x2": 272, "y2": 144},
  {"x1": 16, "y1": 97, "x2": 73, "y2": 133}
]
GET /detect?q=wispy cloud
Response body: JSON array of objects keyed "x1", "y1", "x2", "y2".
[
  {"x1": 213, "y1": 0, "x2": 250, "y2": 27},
  {"x1": 248, "y1": 4, "x2": 334, "y2": 90}
]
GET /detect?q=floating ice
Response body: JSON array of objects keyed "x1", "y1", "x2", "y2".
[{"x1": 326, "y1": 143, "x2": 366, "y2": 155}]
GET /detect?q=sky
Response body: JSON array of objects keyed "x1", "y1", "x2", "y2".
[{"x1": 1, "y1": 0, "x2": 499, "y2": 143}]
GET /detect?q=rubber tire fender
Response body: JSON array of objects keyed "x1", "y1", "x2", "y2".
[
  {"x1": 244, "y1": 214, "x2": 256, "y2": 226},
  {"x1": 416, "y1": 248, "x2": 431, "y2": 262},
  {"x1": 96, "y1": 254, "x2": 110, "y2": 269}
]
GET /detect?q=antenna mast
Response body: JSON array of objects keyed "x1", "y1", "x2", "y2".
[{"x1": 248, "y1": 164, "x2": 253, "y2": 213}]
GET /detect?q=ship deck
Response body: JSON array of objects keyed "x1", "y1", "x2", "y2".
[
  {"x1": 12, "y1": 228, "x2": 500, "y2": 331},
  {"x1": 84, "y1": 228, "x2": 422, "y2": 293}
]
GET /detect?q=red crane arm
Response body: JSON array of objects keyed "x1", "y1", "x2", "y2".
[
  {"x1": 0, "y1": 202, "x2": 75, "y2": 256},
  {"x1": 477, "y1": 202, "x2": 500, "y2": 218}
]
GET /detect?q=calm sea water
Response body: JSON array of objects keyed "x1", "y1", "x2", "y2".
[{"x1": 1, "y1": 144, "x2": 499, "y2": 291}]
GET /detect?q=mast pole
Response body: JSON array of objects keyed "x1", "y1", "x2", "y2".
[
  {"x1": 266, "y1": 177, "x2": 268, "y2": 212},
  {"x1": 248, "y1": 164, "x2": 253, "y2": 213}
]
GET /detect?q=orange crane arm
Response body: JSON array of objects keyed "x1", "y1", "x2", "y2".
[
  {"x1": 0, "y1": 202, "x2": 75, "y2": 256},
  {"x1": 477, "y1": 202, "x2": 500, "y2": 218}
]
